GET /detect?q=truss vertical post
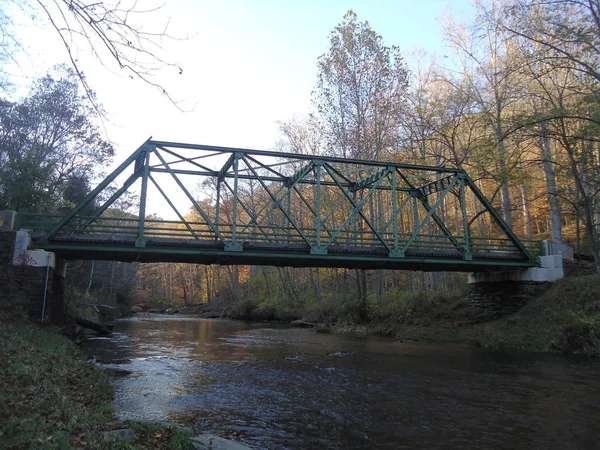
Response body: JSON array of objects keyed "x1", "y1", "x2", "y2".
[
  {"x1": 412, "y1": 193, "x2": 420, "y2": 247},
  {"x1": 215, "y1": 182, "x2": 221, "y2": 238},
  {"x1": 286, "y1": 188, "x2": 291, "y2": 244},
  {"x1": 459, "y1": 175, "x2": 472, "y2": 260},
  {"x1": 232, "y1": 155, "x2": 238, "y2": 243},
  {"x1": 390, "y1": 167, "x2": 401, "y2": 257},
  {"x1": 136, "y1": 145, "x2": 153, "y2": 248},
  {"x1": 226, "y1": 153, "x2": 243, "y2": 251},
  {"x1": 352, "y1": 190, "x2": 358, "y2": 247},
  {"x1": 312, "y1": 161, "x2": 326, "y2": 254}
]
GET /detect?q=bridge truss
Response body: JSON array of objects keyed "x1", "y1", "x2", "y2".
[{"x1": 17, "y1": 139, "x2": 540, "y2": 271}]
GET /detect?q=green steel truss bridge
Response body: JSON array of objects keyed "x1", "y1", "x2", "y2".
[{"x1": 17, "y1": 139, "x2": 541, "y2": 272}]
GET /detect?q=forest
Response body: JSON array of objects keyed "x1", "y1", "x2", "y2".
[{"x1": 1, "y1": 0, "x2": 599, "y2": 323}]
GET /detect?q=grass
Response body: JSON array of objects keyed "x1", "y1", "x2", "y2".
[{"x1": 0, "y1": 319, "x2": 194, "y2": 449}]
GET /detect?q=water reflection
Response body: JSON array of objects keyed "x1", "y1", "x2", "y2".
[{"x1": 82, "y1": 315, "x2": 600, "y2": 449}]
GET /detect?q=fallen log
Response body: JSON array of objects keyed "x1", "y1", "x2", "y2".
[
  {"x1": 75, "y1": 317, "x2": 112, "y2": 335},
  {"x1": 290, "y1": 319, "x2": 316, "y2": 328}
]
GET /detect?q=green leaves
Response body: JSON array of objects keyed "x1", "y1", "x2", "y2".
[{"x1": 0, "y1": 66, "x2": 114, "y2": 212}]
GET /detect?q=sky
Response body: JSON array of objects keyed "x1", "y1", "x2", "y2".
[{"x1": 6, "y1": 0, "x2": 476, "y2": 218}]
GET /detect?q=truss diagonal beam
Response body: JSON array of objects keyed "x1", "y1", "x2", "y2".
[
  {"x1": 221, "y1": 179, "x2": 272, "y2": 240},
  {"x1": 39, "y1": 139, "x2": 152, "y2": 242},
  {"x1": 323, "y1": 163, "x2": 391, "y2": 251},
  {"x1": 397, "y1": 169, "x2": 463, "y2": 252},
  {"x1": 242, "y1": 156, "x2": 313, "y2": 247},
  {"x1": 464, "y1": 173, "x2": 534, "y2": 261},
  {"x1": 76, "y1": 173, "x2": 139, "y2": 233},
  {"x1": 149, "y1": 174, "x2": 200, "y2": 240},
  {"x1": 400, "y1": 176, "x2": 458, "y2": 255},
  {"x1": 153, "y1": 150, "x2": 227, "y2": 244},
  {"x1": 238, "y1": 162, "x2": 314, "y2": 238},
  {"x1": 244, "y1": 154, "x2": 287, "y2": 180},
  {"x1": 157, "y1": 146, "x2": 217, "y2": 174}
]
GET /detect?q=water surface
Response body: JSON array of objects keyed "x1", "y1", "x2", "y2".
[{"x1": 82, "y1": 315, "x2": 600, "y2": 449}]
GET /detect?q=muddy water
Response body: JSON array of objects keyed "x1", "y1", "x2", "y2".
[{"x1": 82, "y1": 315, "x2": 600, "y2": 449}]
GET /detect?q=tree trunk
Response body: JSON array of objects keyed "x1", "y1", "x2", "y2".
[
  {"x1": 519, "y1": 164, "x2": 533, "y2": 240},
  {"x1": 495, "y1": 128, "x2": 513, "y2": 229},
  {"x1": 563, "y1": 138, "x2": 600, "y2": 272},
  {"x1": 85, "y1": 260, "x2": 95, "y2": 295},
  {"x1": 309, "y1": 267, "x2": 324, "y2": 320},
  {"x1": 540, "y1": 123, "x2": 562, "y2": 242},
  {"x1": 354, "y1": 269, "x2": 368, "y2": 322}
]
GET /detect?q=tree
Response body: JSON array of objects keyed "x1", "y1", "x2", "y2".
[
  {"x1": 311, "y1": 11, "x2": 411, "y2": 314},
  {"x1": 442, "y1": 1, "x2": 529, "y2": 228},
  {"x1": 1, "y1": 0, "x2": 182, "y2": 109},
  {"x1": 313, "y1": 10, "x2": 409, "y2": 160},
  {"x1": 495, "y1": 0, "x2": 600, "y2": 271},
  {"x1": 0, "y1": 66, "x2": 114, "y2": 211},
  {"x1": 500, "y1": 0, "x2": 600, "y2": 85}
]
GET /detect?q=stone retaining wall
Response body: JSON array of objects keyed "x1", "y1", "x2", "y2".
[
  {"x1": 0, "y1": 231, "x2": 54, "y2": 321},
  {"x1": 468, "y1": 280, "x2": 551, "y2": 323}
]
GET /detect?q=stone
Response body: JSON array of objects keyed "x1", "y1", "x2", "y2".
[
  {"x1": 102, "y1": 428, "x2": 136, "y2": 441},
  {"x1": 190, "y1": 434, "x2": 253, "y2": 450},
  {"x1": 131, "y1": 305, "x2": 143, "y2": 313}
]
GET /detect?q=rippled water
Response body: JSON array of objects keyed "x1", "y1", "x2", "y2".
[{"x1": 82, "y1": 315, "x2": 600, "y2": 449}]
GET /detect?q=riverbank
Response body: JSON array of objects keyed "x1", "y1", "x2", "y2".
[
  {"x1": 328, "y1": 274, "x2": 600, "y2": 356},
  {"x1": 0, "y1": 319, "x2": 194, "y2": 449},
  {"x1": 133, "y1": 272, "x2": 600, "y2": 357}
]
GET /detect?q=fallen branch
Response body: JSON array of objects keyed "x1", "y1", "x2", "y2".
[{"x1": 74, "y1": 317, "x2": 112, "y2": 335}]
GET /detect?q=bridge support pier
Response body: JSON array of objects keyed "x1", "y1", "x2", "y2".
[{"x1": 467, "y1": 255, "x2": 564, "y2": 323}]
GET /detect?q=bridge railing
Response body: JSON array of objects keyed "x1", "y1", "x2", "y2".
[{"x1": 17, "y1": 212, "x2": 542, "y2": 260}]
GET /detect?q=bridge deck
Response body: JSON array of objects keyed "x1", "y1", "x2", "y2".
[{"x1": 34, "y1": 234, "x2": 538, "y2": 272}]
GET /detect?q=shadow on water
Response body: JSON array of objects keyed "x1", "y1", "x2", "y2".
[{"x1": 82, "y1": 315, "x2": 600, "y2": 450}]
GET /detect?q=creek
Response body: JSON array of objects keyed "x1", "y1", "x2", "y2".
[{"x1": 82, "y1": 315, "x2": 600, "y2": 449}]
